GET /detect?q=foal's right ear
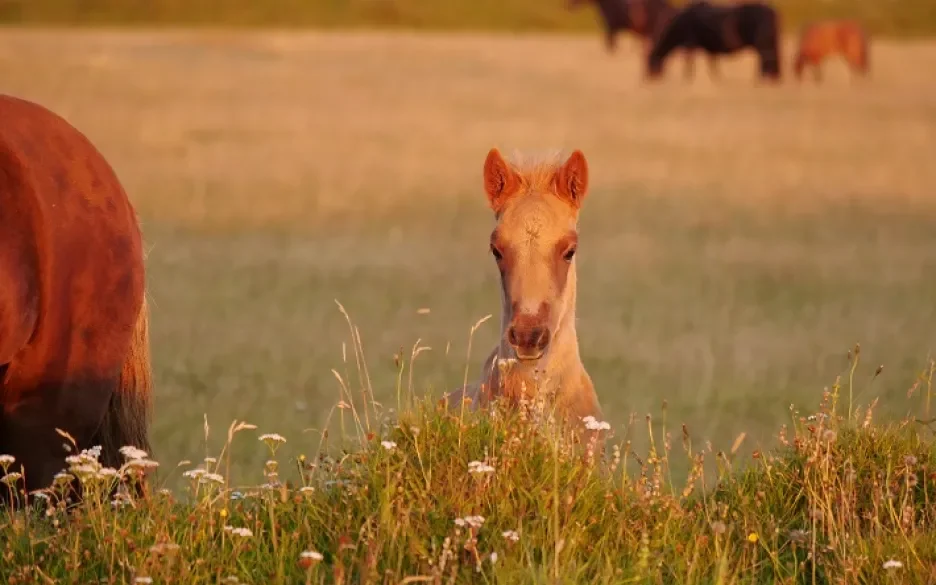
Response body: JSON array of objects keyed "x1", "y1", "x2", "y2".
[{"x1": 483, "y1": 148, "x2": 519, "y2": 213}]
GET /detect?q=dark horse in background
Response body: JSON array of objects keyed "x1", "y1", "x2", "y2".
[
  {"x1": 646, "y1": 0, "x2": 782, "y2": 81},
  {"x1": 0, "y1": 94, "x2": 153, "y2": 504},
  {"x1": 568, "y1": 0, "x2": 720, "y2": 79}
]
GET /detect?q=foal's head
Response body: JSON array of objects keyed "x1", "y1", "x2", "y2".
[{"x1": 482, "y1": 148, "x2": 590, "y2": 362}]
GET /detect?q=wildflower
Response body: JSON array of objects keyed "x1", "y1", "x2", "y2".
[
  {"x1": 126, "y1": 459, "x2": 159, "y2": 470},
  {"x1": 490, "y1": 552, "x2": 498, "y2": 565},
  {"x1": 502, "y1": 530, "x2": 520, "y2": 542},
  {"x1": 224, "y1": 526, "x2": 253, "y2": 538},
  {"x1": 883, "y1": 559, "x2": 903, "y2": 570},
  {"x1": 821, "y1": 430, "x2": 837, "y2": 443},
  {"x1": 747, "y1": 532, "x2": 758, "y2": 544},
  {"x1": 468, "y1": 461, "x2": 495, "y2": 474},
  {"x1": 182, "y1": 469, "x2": 206, "y2": 480},
  {"x1": 462, "y1": 516, "x2": 484, "y2": 528},
  {"x1": 259, "y1": 433, "x2": 287, "y2": 446},
  {"x1": 120, "y1": 446, "x2": 149, "y2": 461},
  {"x1": 204, "y1": 457, "x2": 218, "y2": 465},
  {"x1": 454, "y1": 518, "x2": 466, "y2": 527},
  {"x1": 904, "y1": 455, "x2": 918, "y2": 466},
  {"x1": 381, "y1": 441, "x2": 397, "y2": 451},
  {"x1": 201, "y1": 473, "x2": 225, "y2": 485},
  {"x1": 582, "y1": 415, "x2": 611, "y2": 431},
  {"x1": 2, "y1": 472, "x2": 23, "y2": 486},
  {"x1": 134, "y1": 578, "x2": 153, "y2": 584},
  {"x1": 711, "y1": 521, "x2": 726, "y2": 535},
  {"x1": 53, "y1": 472, "x2": 73, "y2": 485},
  {"x1": 98, "y1": 468, "x2": 119, "y2": 479},
  {"x1": 300, "y1": 550, "x2": 324, "y2": 561},
  {"x1": 0, "y1": 454, "x2": 14, "y2": 469}
]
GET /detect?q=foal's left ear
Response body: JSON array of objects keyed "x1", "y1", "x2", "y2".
[{"x1": 554, "y1": 150, "x2": 589, "y2": 209}]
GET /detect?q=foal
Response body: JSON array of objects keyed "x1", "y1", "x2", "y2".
[
  {"x1": 444, "y1": 149, "x2": 604, "y2": 434},
  {"x1": 793, "y1": 19, "x2": 870, "y2": 82}
]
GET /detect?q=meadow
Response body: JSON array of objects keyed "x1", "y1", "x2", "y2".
[{"x1": 1, "y1": 27, "x2": 936, "y2": 582}]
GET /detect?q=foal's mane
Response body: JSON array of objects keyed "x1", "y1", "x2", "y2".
[{"x1": 502, "y1": 150, "x2": 566, "y2": 194}]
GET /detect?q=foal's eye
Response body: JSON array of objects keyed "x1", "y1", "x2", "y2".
[
  {"x1": 563, "y1": 246, "x2": 577, "y2": 262},
  {"x1": 491, "y1": 246, "x2": 503, "y2": 261}
]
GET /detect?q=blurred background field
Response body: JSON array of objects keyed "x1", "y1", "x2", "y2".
[
  {"x1": 1, "y1": 0, "x2": 935, "y2": 36},
  {"x1": 1, "y1": 11, "x2": 935, "y2": 487}
]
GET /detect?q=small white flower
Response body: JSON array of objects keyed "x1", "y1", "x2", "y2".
[
  {"x1": 300, "y1": 550, "x2": 324, "y2": 561},
  {"x1": 204, "y1": 457, "x2": 218, "y2": 465},
  {"x1": 183, "y1": 469, "x2": 206, "y2": 480},
  {"x1": 259, "y1": 433, "x2": 287, "y2": 445},
  {"x1": 127, "y1": 459, "x2": 159, "y2": 469},
  {"x1": 299, "y1": 486, "x2": 315, "y2": 494},
  {"x1": 490, "y1": 552, "x2": 498, "y2": 565},
  {"x1": 0, "y1": 454, "x2": 15, "y2": 466},
  {"x1": 53, "y1": 472, "x2": 73, "y2": 484},
  {"x1": 224, "y1": 526, "x2": 253, "y2": 538},
  {"x1": 201, "y1": 473, "x2": 225, "y2": 485},
  {"x1": 2, "y1": 472, "x2": 23, "y2": 485},
  {"x1": 582, "y1": 416, "x2": 611, "y2": 431},
  {"x1": 502, "y1": 530, "x2": 520, "y2": 542},
  {"x1": 883, "y1": 559, "x2": 903, "y2": 570},
  {"x1": 454, "y1": 518, "x2": 466, "y2": 527},
  {"x1": 134, "y1": 578, "x2": 153, "y2": 584},
  {"x1": 468, "y1": 461, "x2": 495, "y2": 474},
  {"x1": 381, "y1": 441, "x2": 397, "y2": 451},
  {"x1": 463, "y1": 515, "x2": 485, "y2": 529},
  {"x1": 120, "y1": 446, "x2": 149, "y2": 461},
  {"x1": 98, "y1": 468, "x2": 119, "y2": 479}
]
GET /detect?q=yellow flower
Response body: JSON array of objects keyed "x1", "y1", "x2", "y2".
[
  {"x1": 746, "y1": 532, "x2": 758, "y2": 543},
  {"x1": 220, "y1": 508, "x2": 229, "y2": 518}
]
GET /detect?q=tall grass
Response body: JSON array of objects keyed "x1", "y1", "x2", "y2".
[{"x1": 2, "y1": 310, "x2": 935, "y2": 584}]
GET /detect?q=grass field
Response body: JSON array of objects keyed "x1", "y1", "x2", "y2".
[{"x1": 1, "y1": 28, "x2": 936, "y2": 489}]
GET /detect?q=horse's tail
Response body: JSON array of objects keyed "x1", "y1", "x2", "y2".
[{"x1": 97, "y1": 294, "x2": 154, "y2": 487}]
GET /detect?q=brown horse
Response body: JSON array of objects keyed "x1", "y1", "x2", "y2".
[
  {"x1": 0, "y1": 94, "x2": 153, "y2": 503},
  {"x1": 443, "y1": 149, "x2": 604, "y2": 438},
  {"x1": 568, "y1": 0, "x2": 720, "y2": 79},
  {"x1": 646, "y1": 0, "x2": 782, "y2": 82},
  {"x1": 793, "y1": 19, "x2": 870, "y2": 82}
]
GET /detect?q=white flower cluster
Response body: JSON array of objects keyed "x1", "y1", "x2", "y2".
[
  {"x1": 582, "y1": 416, "x2": 611, "y2": 431},
  {"x1": 468, "y1": 460, "x2": 495, "y2": 474},
  {"x1": 454, "y1": 515, "x2": 486, "y2": 529}
]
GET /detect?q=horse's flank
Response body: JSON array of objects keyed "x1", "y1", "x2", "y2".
[
  {"x1": 0, "y1": 94, "x2": 153, "y2": 501},
  {"x1": 443, "y1": 149, "x2": 603, "y2": 433}
]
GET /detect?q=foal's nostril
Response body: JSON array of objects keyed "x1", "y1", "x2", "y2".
[
  {"x1": 507, "y1": 326, "x2": 520, "y2": 347},
  {"x1": 532, "y1": 327, "x2": 550, "y2": 351}
]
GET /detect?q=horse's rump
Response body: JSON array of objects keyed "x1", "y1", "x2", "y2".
[{"x1": 0, "y1": 94, "x2": 152, "y2": 496}]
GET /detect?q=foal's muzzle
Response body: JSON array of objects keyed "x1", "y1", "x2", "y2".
[{"x1": 506, "y1": 323, "x2": 551, "y2": 361}]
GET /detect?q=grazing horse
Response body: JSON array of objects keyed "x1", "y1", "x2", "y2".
[
  {"x1": 646, "y1": 0, "x2": 782, "y2": 81},
  {"x1": 442, "y1": 148, "x2": 604, "y2": 439},
  {"x1": 568, "y1": 0, "x2": 720, "y2": 79},
  {"x1": 793, "y1": 19, "x2": 870, "y2": 82},
  {"x1": 0, "y1": 94, "x2": 153, "y2": 502}
]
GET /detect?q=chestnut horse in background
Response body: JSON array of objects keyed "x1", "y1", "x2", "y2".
[
  {"x1": 568, "y1": 0, "x2": 720, "y2": 79},
  {"x1": 0, "y1": 94, "x2": 153, "y2": 502},
  {"x1": 793, "y1": 19, "x2": 870, "y2": 82},
  {"x1": 443, "y1": 148, "x2": 604, "y2": 437},
  {"x1": 646, "y1": 0, "x2": 782, "y2": 81}
]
